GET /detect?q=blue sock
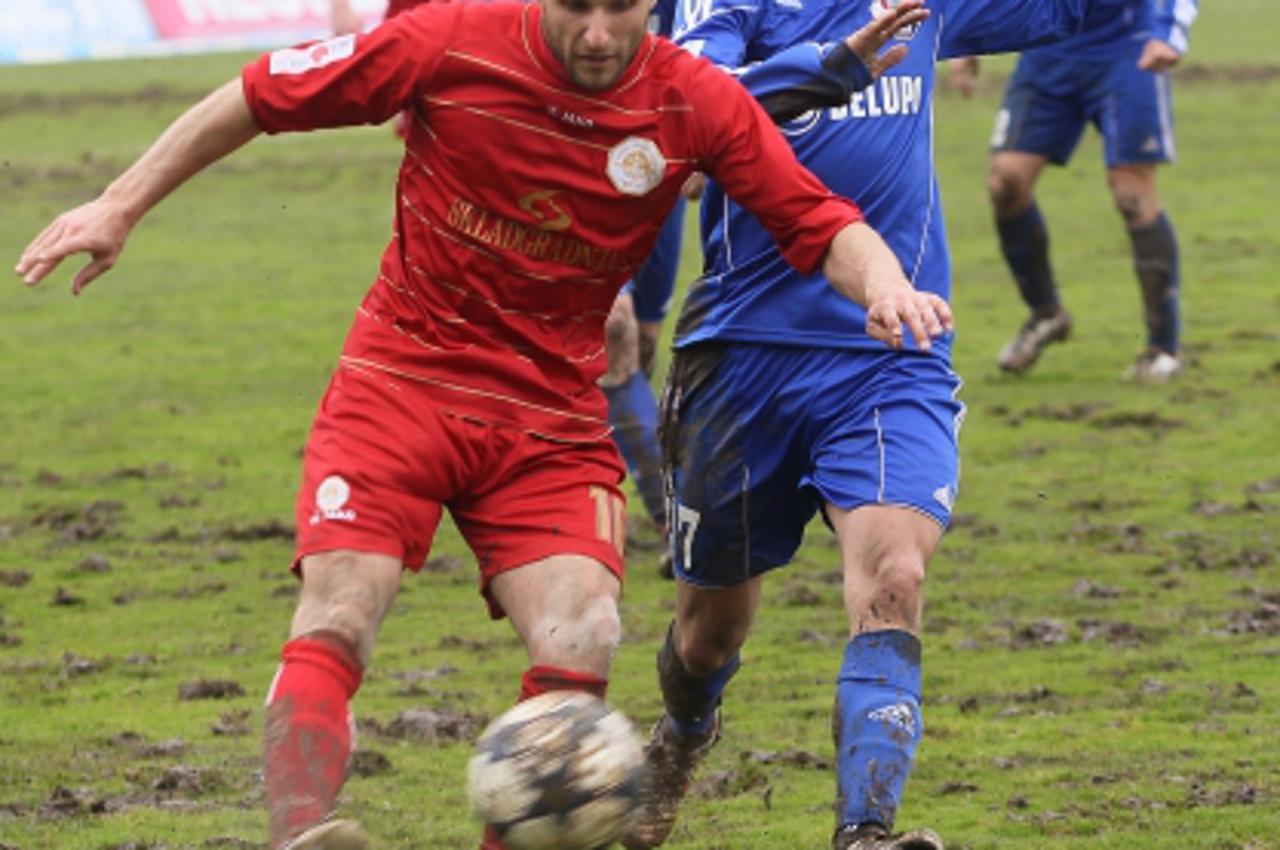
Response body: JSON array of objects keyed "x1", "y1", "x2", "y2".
[
  {"x1": 997, "y1": 202, "x2": 1060, "y2": 315},
  {"x1": 1128, "y1": 211, "x2": 1181, "y2": 353},
  {"x1": 834, "y1": 630, "x2": 923, "y2": 832},
  {"x1": 658, "y1": 625, "x2": 739, "y2": 738},
  {"x1": 603, "y1": 370, "x2": 665, "y2": 527}
]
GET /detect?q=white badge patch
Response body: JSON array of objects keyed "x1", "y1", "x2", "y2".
[
  {"x1": 311, "y1": 474, "x2": 358, "y2": 524},
  {"x1": 316, "y1": 475, "x2": 351, "y2": 512},
  {"x1": 270, "y1": 34, "x2": 356, "y2": 76},
  {"x1": 606, "y1": 137, "x2": 666, "y2": 197}
]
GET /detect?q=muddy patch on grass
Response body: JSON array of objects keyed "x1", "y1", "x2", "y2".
[
  {"x1": 742, "y1": 748, "x2": 831, "y2": 770},
  {"x1": 0, "y1": 569, "x2": 32, "y2": 587},
  {"x1": 0, "y1": 86, "x2": 206, "y2": 119},
  {"x1": 178, "y1": 679, "x2": 246, "y2": 701},
  {"x1": 361, "y1": 707, "x2": 485, "y2": 744},
  {"x1": 30, "y1": 500, "x2": 125, "y2": 543}
]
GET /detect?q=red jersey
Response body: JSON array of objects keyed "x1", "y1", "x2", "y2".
[{"x1": 242, "y1": 3, "x2": 860, "y2": 441}]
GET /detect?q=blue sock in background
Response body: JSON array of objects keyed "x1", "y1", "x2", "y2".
[
  {"x1": 1128, "y1": 211, "x2": 1181, "y2": 353},
  {"x1": 997, "y1": 202, "x2": 1060, "y2": 315},
  {"x1": 603, "y1": 370, "x2": 665, "y2": 528}
]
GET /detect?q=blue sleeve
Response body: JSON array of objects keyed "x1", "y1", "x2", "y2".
[
  {"x1": 938, "y1": 0, "x2": 1100, "y2": 59},
  {"x1": 675, "y1": 0, "x2": 869, "y2": 123},
  {"x1": 738, "y1": 42, "x2": 872, "y2": 122},
  {"x1": 1153, "y1": 0, "x2": 1197, "y2": 54},
  {"x1": 673, "y1": 0, "x2": 762, "y2": 66}
]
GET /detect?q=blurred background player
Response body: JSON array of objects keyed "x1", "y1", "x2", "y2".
[
  {"x1": 622, "y1": 2, "x2": 1123, "y2": 849},
  {"x1": 17, "y1": 2, "x2": 950, "y2": 849},
  {"x1": 956, "y1": 0, "x2": 1198, "y2": 382},
  {"x1": 335, "y1": 0, "x2": 691, "y2": 574}
]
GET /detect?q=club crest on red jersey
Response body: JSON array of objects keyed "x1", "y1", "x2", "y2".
[{"x1": 606, "y1": 137, "x2": 666, "y2": 196}]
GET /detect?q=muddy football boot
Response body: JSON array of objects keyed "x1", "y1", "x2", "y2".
[
  {"x1": 834, "y1": 823, "x2": 945, "y2": 850},
  {"x1": 283, "y1": 819, "x2": 369, "y2": 850},
  {"x1": 1121, "y1": 348, "x2": 1182, "y2": 383},
  {"x1": 996, "y1": 309, "x2": 1072, "y2": 373},
  {"x1": 620, "y1": 713, "x2": 721, "y2": 849}
]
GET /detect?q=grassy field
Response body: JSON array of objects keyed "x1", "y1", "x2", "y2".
[{"x1": 2, "y1": 4, "x2": 1278, "y2": 848}]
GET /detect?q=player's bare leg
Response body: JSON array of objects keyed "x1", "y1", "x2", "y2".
[
  {"x1": 621, "y1": 579, "x2": 760, "y2": 849},
  {"x1": 479, "y1": 553, "x2": 624, "y2": 849},
  {"x1": 1108, "y1": 163, "x2": 1183, "y2": 382},
  {"x1": 989, "y1": 152, "x2": 1073, "y2": 374},
  {"x1": 827, "y1": 504, "x2": 944, "y2": 850},
  {"x1": 265, "y1": 550, "x2": 402, "y2": 849}
]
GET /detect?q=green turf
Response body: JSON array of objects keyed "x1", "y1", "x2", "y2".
[{"x1": 2, "y1": 4, "x2": 1278, "y2": 847}]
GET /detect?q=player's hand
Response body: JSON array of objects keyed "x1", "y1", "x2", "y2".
[
  {"x1": 15, "y1": 200, "x2": 133, "y2": 295},
  {"x1": 680, "y1": 172, "x2": 706, "y2": 201},
  {"x1": 329, "y1": 0, "x2": 363, "y2": 36},
  {"x1": 865, "y1": 287, "x2": 954, "y2": 352},
  {"x1": 1138, "y1": 39, "x2": 1182, "y2": 72},
  {"x1": 844, "y1": 0, "x2": 931, "y2": 80},
  {"x1": 946, "y1": 56, "x2": 980, "y2": 98}
]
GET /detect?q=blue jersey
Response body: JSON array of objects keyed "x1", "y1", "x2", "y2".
[
  {"x1": 672, "y1": 0, "x2": 1112, "y2": 356},
  {"x1": 1035, "y1": 0, "x2": 1197, "y2": 60},
  {"x1": 650, "y1": 0, "x2": 677, "y2": 37}
]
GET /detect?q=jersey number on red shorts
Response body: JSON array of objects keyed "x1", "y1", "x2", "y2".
[{"x1": 589, "y1": 486, "x2": 626, "y2": 557}]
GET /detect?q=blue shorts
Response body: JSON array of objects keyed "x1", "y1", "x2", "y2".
[
  {"x1": 660, "y1": 343, "x2": 964, "y2": 587},
  {"x1": 623, "y1": 197, "x2": 686, "y2": 323},
  {"x1": 990, "y1": 49, "x2": 1176, "y2": 168}
]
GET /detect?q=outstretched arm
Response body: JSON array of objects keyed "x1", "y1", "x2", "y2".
[
  {"x1": 16, "y1": 79, "x2": 260, "y2": 294},
  {"x1": 822, "y1": 223, "x2": 953, "y2": 351},
  {"x1": 711, "y1": 1, "x2": 930, "y2": 124}
]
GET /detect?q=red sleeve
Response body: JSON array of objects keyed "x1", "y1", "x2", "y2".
[
  {"x1": 685, "y1": 57, "x2": 863, "y2": 275},
  {"x1": 241, "y1": 5, "x2": 455, "y2": 133}
]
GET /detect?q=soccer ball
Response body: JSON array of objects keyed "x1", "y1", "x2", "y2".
[{"x1": 467, "y1": 691, "x2": 645, "y2": 850}]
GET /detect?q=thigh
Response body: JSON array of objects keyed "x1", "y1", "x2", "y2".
[
  {"x1": 1096, "y1": 60, "x2": 1176, "y2": 167},
  {"x1": 807, "y1": 352, "x2": 964, "y2": 529},
  {"x1": 453, "y1": 431, "x2": 627, "y2": 618},
  {"x1": 296, "y1": 363, "x2": 466, "y2": 572},
  {"x1": 991, "y1": 53, "x2": 1090, "y2": 166},
  {"x1": 661, "y1": 344, "x2": 819, "y2": 587}
]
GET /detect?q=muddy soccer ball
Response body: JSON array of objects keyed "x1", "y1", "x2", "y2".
[{"x1": 467, "y1": 691, "x2": 645, "y2": 850}]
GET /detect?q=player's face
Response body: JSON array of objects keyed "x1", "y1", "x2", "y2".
[{"x1": 540, "y1": 0, "x2": 656, "y2": 90}]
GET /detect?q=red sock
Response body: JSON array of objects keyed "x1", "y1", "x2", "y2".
[
  {"x1": 478, "y1": 666, "x2": 609, "y2": 849},
  {"x1": 519, "y1": 664, "x2": 608, "y2": 700},
  {"x1": 264, "y1": 631, "x2": 363, "y2": 849}
]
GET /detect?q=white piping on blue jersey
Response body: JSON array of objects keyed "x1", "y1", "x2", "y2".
[
  {"x1": 950, "y1": 368, "x2": 966, "y2": 493},
  {"x1": 721, "y1": 182, "x2": 736, "y2": 270},
  {"x1": 874, "y1": 407, "x2": 886, "y2": 504},
  {"x1": 905, "y1": 17, "x2": 946, "y2": 288},
  {"x1": 1155, "y1": 72, "x2": 1176, "y2": 162},
  {"x1": 1169, "y1": 0, "x2": 1197, "y2": 53}
]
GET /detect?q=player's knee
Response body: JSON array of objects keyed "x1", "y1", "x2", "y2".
[
  {"x1": 527, "y1": 595, "x2": 622, "y2": 671},
  {"x1": 675, "y1": 623, "x2": 745, "y2": 676},
  {"x1": 1110, "y1": 186, "x2": 1157, "y2": 227},
  {"x1": 865, "y1": 549, "x2": 927, "y2": 623},
  {"x1": 986, "y1": 165, "x2": 1029, "y2": 217}
]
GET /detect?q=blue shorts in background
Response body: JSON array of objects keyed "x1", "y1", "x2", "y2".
[
  {"x1": 660, "y1": 343, "x2": 964, "y2": 588},
  {"x1": 991, "y1": 48, "x2": 1176, "y2": 168}
]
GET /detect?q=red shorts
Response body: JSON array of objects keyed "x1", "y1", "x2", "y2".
[{"x1": 294, "y1": 362, "x2": 628, "y2": 617}]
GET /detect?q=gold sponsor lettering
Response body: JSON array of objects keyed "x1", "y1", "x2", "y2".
[{"x1": 445, "y1": 193, "x2": 637, "y2": 274}]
